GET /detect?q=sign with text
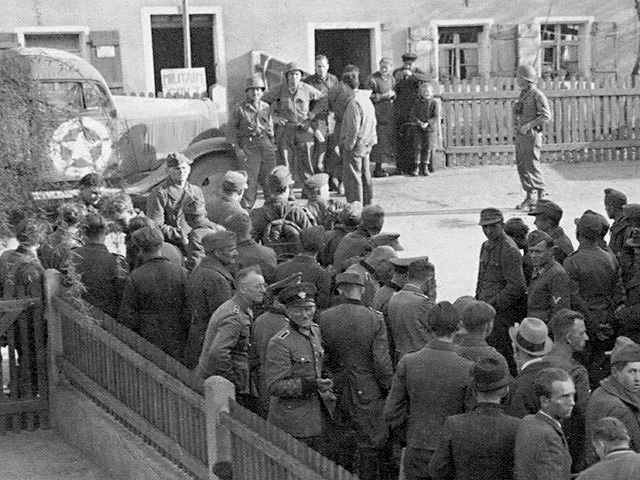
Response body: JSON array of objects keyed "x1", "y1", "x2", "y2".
[{"x1": 160, "y1": 67, "x2": 207, "y2": 96}]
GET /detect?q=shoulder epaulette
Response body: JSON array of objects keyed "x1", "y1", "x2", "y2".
[
  {"x1": 278, "y1": 329, "x2": 290, "y2": 340},
  {"x1": 368, "y1": 306, "x2": 383, "y2": 316},
  {"x1": 232, "y1": 304, "x2": 240, "y2": 314}
]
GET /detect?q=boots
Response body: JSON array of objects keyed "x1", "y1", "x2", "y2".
[
  {"x1": 516, "y1": 191, "x2": 534, "y2": 210},
  {"x1": 419, "y1": 163, "x2": 429, "y2": 176}
]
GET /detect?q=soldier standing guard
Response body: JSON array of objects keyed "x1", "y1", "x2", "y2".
[
  {"x1": 513, "y1": 64, "x2": 552, "y2": 210},
  {"x1": 367, "y1": 58, "x2": 396, "y2": 177},
  {"x1": 227, "y1": 76, "x2": 276, "y2": 209}
]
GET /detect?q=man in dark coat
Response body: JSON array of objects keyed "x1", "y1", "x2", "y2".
[
  {"x1": 430, "y1": 355, "x2": 520, "y2": 480},
  {"x1": 393, "y1": 52, "x2": 423, "y2": 175},
  {"x1": 205, "y1": 170, "x2": 249, "y2": 225},
  {"x1": 457, "y1": 300, "x2": 503, "y2": 364},
  {"x1": 224, "y1": 213, "x2": 277, "y2": 284},
  {"x1": 475, "y1": 207, "x2": 527, "y2": 374},
  {"x1": 584, "y1": 342, "x2": 640, "y2": 467},
  {"x1": 384, "y1": 302, "x2": 474, "y2": 480},
  {"x1": 617, "y1": 229, "x2": 640, "y2": 342},
  {"x1": 320, "y1": 272, "x2": 393, "y2": 480},
  {"x1": 528, "y1": 199, "x2": 574, "y2": 264},
  {"x1": 333, "y1": 204, "x2": 384, "y2": 271},
  {"x1": 119, "y1": 226, "x2": 190, "y2": 359},
  {"x1": 514, "y1": 368, "x2": 575, "y2": 480},
  {"x1": 183, "y1": 231, "x2": 237, "y2": 368},
  {"x1": 72, "y1": 213, "x2": 129, "y2": 318},
  {"x1": 183, "y1": 194, "x2": 224, "y2": 271},
  {"x1": 604, "y1": 187, "x2": 629, "y2": 257},
  {"x1": 321, "y1": 200, "x2": 362, "y2": 266}
]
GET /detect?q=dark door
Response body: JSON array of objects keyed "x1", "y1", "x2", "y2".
[
  {"x1": 314, "y1": 29, "x2": 371, "y2": 86},
  {"x1": 150, "y1": 14, "x2": 216, "y2": 94}
]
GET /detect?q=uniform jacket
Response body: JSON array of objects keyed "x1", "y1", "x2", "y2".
[
  {"x1": 476, "y1": 232, "x2": 527, "y2": 315},
  {"x1": 505, "y1": 359, "x2": 554, "y2": 418},
  {"x1": 72, "y1": 242, "x2": 129, "y2": 318},
  {"x1": 527, "y1": 259, "x2": 571, "y2": 322},
  {"x1": 371, "y1": 282, "x2": 401, "y2": 317},
  {"x1": 387, "y1": 283, "x2": 434, "y2": 362},
  {"x1": 577, "y1": 449, "x2": 640, "y2": 480},
  {"x1": 513, "y1": 85, "x2": 552, "y2": 133},
  {"x1": 303, "y1": 73, "x2": 339, "y2": 120},
  {"x1": 119, "y1": 256, "x2": 190, "y2": 359},
  {"x1": 584, "y1": 376, "x2": 640, "y2": 467},
  {"x1": 609, "y1": 215, "x2": 630, "y2": 256},
  {"x1": 226, "y1": 99, "x2": 274, "y2": 145},
  {"x1": 367, "y1": 71, "x2": 395, "y2": 124},
  {"x1": 205, "y1": 194, "x2": 247, "y2": 226},
  {"x1": 548, "y1": 226, "x2": 574, "y2": 265},
  {"x1": 384, "y1": 339, "x2": 474, "y2": 451},
  {"x1": 429, "y1": 403, "x2": 521, "y2": 480},
  {"x1": 617, "y1": 270, "x2": 640, "y2": 342},
  {"x1": 266, "y1": 322, "x2": 324, "y2": 438},
  {"x1": 457, "y1": 334, "x2": 502, "y2": 364},
  {"x1": 146, "y1": 181, "x2": 204, "y2": 246},
  {"x1": 514, "y1": 412, "x2": 572, "y2": 480},
  {"x1": 332, "y1": 226, "x2": 373, "y2": 271},
  {"x1": 563, "y1": 246, "x2": 626, "y2": 336},
  {"x1": 275, "y1": 255, "x2": 332, "y2": 309},
  {"x1": 195, "y1": 296, "x2": 253, "y2": 394},
  {"x1": 183, "y1": 256, "x2": 235, "y2": 368},
  {"x1": 262, "y1": 81, "x2": 325, "y2": 125},
  {"x1": 346, "y1": 260, "x2": 380, "y2": 307},
  {"x1": 249, "y1": 198, "x2": 313, "y2": 243},
  {"x1": 236, "y1": 238, "x2": 277, "y2": 284},
  {"x1": 327, "y1": 83, "x2": 354, "y2": 138},
  {"x1": 340, "y1": 89, "x2": 377, "y2": 151},
  {"x1": 186, "y1": 219, "x2": 224, "y2": 272},
  {"x1": 320, "y1": 298, "x2": 393, "y2": 448}
]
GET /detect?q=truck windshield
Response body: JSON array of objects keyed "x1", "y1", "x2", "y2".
[{"x1": 38, "y1": 81, "x2": 111, "y2": 113}]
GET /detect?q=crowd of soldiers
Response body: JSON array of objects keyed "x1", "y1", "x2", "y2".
[{"x1": 2, "y1": 151, "x2": 640, "y2": 480}]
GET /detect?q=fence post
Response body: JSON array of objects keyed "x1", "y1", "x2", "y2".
[
  {"x1": 204, "y1": 376, "x2": 235, "y2": 480},
  {"x1": 43, "y1": 269, "x2": 63, "y2": 412}
]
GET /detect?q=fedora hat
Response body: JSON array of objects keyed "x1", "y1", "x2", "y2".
[
  {"x1": 509, "y1": 317, "x2": 553, "y2": 356},
  {"x1": 473, "y1": 355, "x2": 514, "y2": 392}
]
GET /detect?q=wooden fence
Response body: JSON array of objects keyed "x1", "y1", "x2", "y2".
[
  {"x1": 440, "y1": 77, "x2": 640, "y2": 167},
  {"x1": 0, "y1": 268, "x2": 48, "y2": 433},
  {"x1": 221, "y1": 400, "x2": 358, "y2": 480}
]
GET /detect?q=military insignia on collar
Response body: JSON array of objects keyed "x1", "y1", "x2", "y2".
[{"x1": 297, "y1": 291, "x2": 307, "y2": 299}]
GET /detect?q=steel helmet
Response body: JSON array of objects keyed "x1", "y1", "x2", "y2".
[
  {"x1": 245, "y1": 76, "x2": 266, "y2": 90},
  {"x1": 517, "y1": 64, "x2": 537, "y2": 83}
]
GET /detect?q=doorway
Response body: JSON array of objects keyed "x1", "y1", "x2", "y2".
[
  {"x1": 150, "y1": 14, "x2": 216, "y2": 93},
  {"x1": 314, "y1": 29, "x2": 371, "y2": 85}
]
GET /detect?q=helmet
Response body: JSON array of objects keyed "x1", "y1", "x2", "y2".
[
  {"x1": 285, "y1": 62, "x2": 304, "y2": 75},
  {"x1": 517, "y1": 64, "x2": 537, "y2": 83},
  {"x1": 245, "y1": 76, "x2": 266, "y2": 90}
]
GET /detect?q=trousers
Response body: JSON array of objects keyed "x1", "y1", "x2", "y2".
[
  {"x1": 342, "y1": 142, "x2": 373, "y2": 205},
  {"x1": 515, "y1": 131, "x2": 545, "y2": 192},
  {"x1": 238, "y1": 136, "x2": 276, "y2": 209},
  {"x1": 275, "y1": 124, "x2": 315, "y2": 185}
]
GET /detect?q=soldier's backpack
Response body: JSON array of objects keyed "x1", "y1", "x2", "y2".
[{"x1": 260, "y1": 205, "x2": 302, "y2": 261}]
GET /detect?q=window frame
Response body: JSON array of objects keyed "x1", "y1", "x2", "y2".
[{"x1": 534, "y1": 16, "x2": 594, "y2": 78}]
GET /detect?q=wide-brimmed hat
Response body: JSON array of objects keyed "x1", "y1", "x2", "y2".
[
  {"x1": 473, "y1": 355, "x2": 514, "y2": 392},
  {"x1": 509, "y1": 317, "x2": 553, "y2": 356}
]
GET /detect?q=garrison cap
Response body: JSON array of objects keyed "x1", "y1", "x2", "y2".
[
  {"x1": 528, "y1": 199, "x2": 563, "y2": 222},
  {"x1": 479, "y1": 207, "x2": 504, "y2": 226},
  {"x1": 401, "y1": 52, "x2": 418, "y2": 61},
  {"x1": 278, "y1": 282, "x2": 317, "y2": 306},
  {"x1": 574, "y1": 211, "x2": 604, "y2": 239},
  {"x1": 268, "y1": 165, "x2": 294, "y2": 190},
  {"x1": 223, "y1": 170, "x2": 249, "y2": 190},
  {"x1": 472, "y1": 355, "x2": 513, "y2": 392},
  {"x1": 303, "y1": 173, "x2": 329, "y2": 191},
  {"x1": 202, "y1": 231, "x2": 237, "y2": 252},
  {"x1": 371, "y1": 232, "x2": 403, "y2": 251},
  {"x1": 166, "y1": 152, "x2": 190, "y2": 168},
  {"x1": 626, "y1": 227, "x2": 640, "y2": 247},
  {"x1": 79, "y1": 172, "x2": 104, "y2": 188},
  {"x1": 623, "y1": 204, "x2": 640, "y2": 220},
  {"x1": 336, "y1": 271, "x2": 365, "y2": 287},
  {"x1": 604, "y1": 188, "x2": 627, "y2": 208},
  {"x1": 526, "y1": 229, "x2": 553, "y2": 247},
  {"x1": 611, "y1": 342, "x2": 640, "y2": 364},
  {"x1": 389, "y1": 256, "x2": 428, "y2": 273},
  {"x1": 182, "y1": 194, "x2": 207, "y2": 216}
]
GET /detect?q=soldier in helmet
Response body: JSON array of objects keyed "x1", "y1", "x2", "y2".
[
  {"x1": 226, "y1": 76, "x2": 276, "y2": 209},
  {"x1": 513, "y1": 64, "x2": 552, "y2": 210}
]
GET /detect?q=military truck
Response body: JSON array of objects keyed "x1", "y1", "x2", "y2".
[{"x1": 0, "y1": 47, "x2": 236, "y2": 201}]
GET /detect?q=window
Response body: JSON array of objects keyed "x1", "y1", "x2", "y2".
[
  {"x1": 38, "y1": 81, "x2": 112, "y2": 113},
  {"x1": 540, "y1": 23, "x2": 581, "y2": 76},
  {"x1": 23, "y1": 33, "x2": 83, "y2": 56},
  {"x1": 438, "y1": 26, "x2": 483, "y2": 80}
]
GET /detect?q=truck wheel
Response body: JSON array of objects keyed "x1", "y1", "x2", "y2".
[{"x1": 189, "y1": 152, "x2": 237, "y2": 204}]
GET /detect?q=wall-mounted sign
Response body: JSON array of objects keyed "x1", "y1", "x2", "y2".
[{"x1": 160, "y1": 67, "x2": 207, "y2": 96}]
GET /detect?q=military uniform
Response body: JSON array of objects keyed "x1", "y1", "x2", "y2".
[
  {"x1": 227, "y1": 99, "x2": 276, "y2": 209},
  {"x1": 322, "y1": 224, "x2": 355, "y2": 266},
  {"x1": 609, "y1": 216, "x2": 630, "y2": 256},
  {"x1": 274, "y1": 255, "x2": 332, "y2": 310},
  {"x1": 387, "y1": 283, "x2": 434, "y2": 364},
  {"x1": 304, "y1": 72, "x2": 339, "y2": 173},
  {"x1": 548, "y1": 226, "x2": 575, "y2": 265},
  {"x1": 146, "y1": 180, "x2": 204, "y2": 249},
  {"x1": 183, "y1": 257, "x2": 235, "y2": 368},
  {"x1": 346, "y1": 260, "x2": 380, "y2": 307},
  {"x1": 527, "y1": 259, "x2": 571, "y2": 322},
  {"x1": 332, "y1": 226, "x2": 373, "y2": 271},
  {"x1": 327, "y1": 82, "x2": 355, "y2": 183},
  {"x1": 319, "y1": 298, "x2": 393, "y2": 480},
  {"x1": 206, "y1": 194, "x2": 248, "y2": 226},
  {"x1": 195, "y1": 296, "x2": 253, "y2": 396},
  {"x1": 371, "y1": 281, "x2": 402, "y2": 317},
  {"x1": 236, "y1": 238, "x2": 277, "y2": 284},
  {"x1": 249, "y1": 198, "x2": 313, "y2": 244},
  {"x1": 185, "y1": 219, "x2": 224, "y2": 272},
  {"x1": 266, "y1": 322, "x2": 325, "y2": 440}
]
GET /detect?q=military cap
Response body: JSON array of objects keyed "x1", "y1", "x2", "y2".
[
  {"x1": 371, "y1": 232, "x2": 403, "y2": 251},
  {"x1": 361, "y1": 204, "x2": 385, "y2": 227},
  {"x1": 365, "y1": 246, "x2": 398, "y2": 268},
  {"x1": 604, "y1": 188, "x2": 627, "y2": 208},
  {"x1": 79, "y1": 172, "x2": 104, "y2": 188},
  {"x1": 339, "y1": 201, "x2": 363, "y2": 225},
  {"x1": 452, "y1": 295, "x2": 476, "y2": 315},
  {"x1": 299, "y1": 226, "x2": 325, "y2": 252},
  {"x1": 584, "y1": 209, "x2": 610, "y2": 236},
  {"x1": 245, "y1": 76, "x2": 265, "y2": 90},
  {"x1": 303, "y1": 173, "x2": 329, "y2": 191},
  {"x1": 508, "y1": 317, "x2": 552, "y2": 356},
  {"x1": 606, "y1": 336, "x2": 636, "y2": 357},
  {"x1": 472, "y1": 355, "x2": 514, "y2": 392},
  {"x1": 133, "y1": 226, "x2": 164, "y2": 251},
  {"x1": 268, "y1": 165, "x2": 294, "y2": 190},
  {"x1": 285, "y1": 62, "x2": 304, "y2": 75},
  {"x1": 408, "y1": 257, "x2": 435, "y2": 277},
  {"x1": 266, "y1": 272, "x2": 302, "y2": 294},
  {"x1": 401, "y1": 52, "x2": 418, "y2": 61},
  {"x1": 182, "y1": 194, "x2": 207, "y2": 216},
  {"x1": 626, "y1": 228, "x2": 640, "y2": 247},
  {"x1": 278, "y1": 282, "x2": 317, "y2": 306},
  {"x1": 517, "y1": 64, "x2": 537, "y2": 83},
  {"x1": 336, "y1": 271, "x2": 365, "y2": 287},
  {"x1": 623, "y1": 204, "x2": 640, "y2": 220},
  {"x1": 389, "y1": 256, "x2": 428, "y2": 273},
  {"x1": 526, "y1": 229, "x2": 553, "y2": 247},
  {"x1": 166, "y1": 152, "x2": 190, "y2": 168},
  {"x1": 202, "y1": 231, "x2": 237, "y2": 252},
  {"x1": 223, "y1": 170, "x2": 249, "y2": 190},
  {"x1": 478, "y1": 207, "x2": 504, "y2": 226},
  {"x1": 428, "y1": 301, "x2": 460, "y2": 334},
  {"x1": 574, "y1": 211, "x2": 604, "y2": 239},
  {"x1": 611, "y1": 342, "x2": 640, "y2": 365},
  {"x1": 504, "y1": 217, "x2": 529, "y2": 237},
  {"x1": 461, "y1": 300, "x2": 496, "y2": 329},
  {"x1": 528, "y1": 199, "x2": 563, "y2": 222}
]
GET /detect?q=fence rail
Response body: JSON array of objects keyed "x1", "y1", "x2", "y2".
[{"x1": 54, "y1": 296, "x2": 208, "y2": 478}]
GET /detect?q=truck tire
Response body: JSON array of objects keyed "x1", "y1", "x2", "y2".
[{"x1": 188, "y1": 152, "x2": 238, "y2": 204}]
